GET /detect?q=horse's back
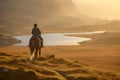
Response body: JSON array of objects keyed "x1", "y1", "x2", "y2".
[{"x1": 29, "y1": 36, "x2": 42, "y2": 49}]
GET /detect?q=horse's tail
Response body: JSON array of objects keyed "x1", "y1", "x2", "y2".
[
  {"x1": 29, "y1": 36, "x2": 42, "y2": 48},
  {"x1": 34, "y1": 37, "x2": 41, "y2": 48}
]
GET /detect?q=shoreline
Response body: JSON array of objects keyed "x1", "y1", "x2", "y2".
[
  {"x1": 0, "y1": 34, "x2": 21, "y2": 47},
  {"x1": 12, "y1": 31, "x2": 105, "y2": 46}
]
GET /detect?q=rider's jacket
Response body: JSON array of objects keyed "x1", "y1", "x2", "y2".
[{"x1": 32, "y1": 27, "x2": 41, "y2": 37}]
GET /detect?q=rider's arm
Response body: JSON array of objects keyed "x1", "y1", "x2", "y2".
[
  {"x1": 32, "y1": 28, "x2": 35, "y2": 35},
  {"x1": 38, "y1": 28, "x2": 41, "y2": 35}
]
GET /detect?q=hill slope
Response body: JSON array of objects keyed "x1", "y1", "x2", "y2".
[
  {"x1": 0, "y1": 34, "x2": 20, "y2": 47},
  {"x1": 0, "y1": 53, "x2": 120, "y2": 80}
]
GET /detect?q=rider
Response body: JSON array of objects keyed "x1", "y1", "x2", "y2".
[{"x1": 29, "y1": 24, "x2": 44, "y2": 47}]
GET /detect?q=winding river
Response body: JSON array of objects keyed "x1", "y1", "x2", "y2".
[{"x1": 13, "y1": 31, "x2": 105, "y2": 46}]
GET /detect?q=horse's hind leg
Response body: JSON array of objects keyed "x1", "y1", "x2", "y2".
[
  {"x1": 38, "y1": 48, "x2": 41, "y2": 58},
  {"x1": 35, "y1": 49, "x2": 38, "y2": 59},
  {"x1": 30, "y1": 47, "x2": 34, "y2": 61}
]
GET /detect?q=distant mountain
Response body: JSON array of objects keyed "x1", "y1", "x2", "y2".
[
  {"x1": 96, "y1": 20, "x2": 120, "y2": 32},
  {"x1": 0, "y1": 0, "x2": 103, "y2": 35},
  {"x1": 76, "y1": 20, "x2": 120, "y2": 32}
]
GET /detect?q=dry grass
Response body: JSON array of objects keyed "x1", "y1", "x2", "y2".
[
  {"x1": 0, "y1": 52, "x2": 120, "y2": 80},
  {"x1": 0, "y1": 44, "x2": 120, "y2": 72}
]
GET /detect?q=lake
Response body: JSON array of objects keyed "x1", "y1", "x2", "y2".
[{"x1": 13, "y1": 31, "x2": 105, "y2": 46}]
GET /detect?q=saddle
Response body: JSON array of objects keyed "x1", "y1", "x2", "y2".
[{"x1": 29, "y1": 36, "x2": 43, "y2": 47}]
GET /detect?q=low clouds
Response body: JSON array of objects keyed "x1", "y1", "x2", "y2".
[{"x1": 73, "y1": 0, "x2": 120, "y2": 20}]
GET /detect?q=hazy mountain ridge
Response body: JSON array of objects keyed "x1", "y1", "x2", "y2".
[
  {"x1": 0, "y1": 0, "x2": 61, "y2": 17},
  {"x1": 0, "y1": 0, "x2": 101, "y2": 35},
  {"x1": 0, "y1": 0, "x2": 119, "y2": 35},
  {"x1": 81, "y1": 20, "x2": 120, "y2": 32}
]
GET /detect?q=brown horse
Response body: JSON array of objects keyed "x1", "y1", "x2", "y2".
[{"x1": 29, "y1": 36, "x2": 42, "y2": 61}]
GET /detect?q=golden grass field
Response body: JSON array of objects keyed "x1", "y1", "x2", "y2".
[
  {"x1": 0, "y1": 45, "x2": 120, "y2": 72},
  {"x1": 0, "y1": 46, "x2": 120, "y2": 80},
  {"x1": 0, "y1": 32, "x2": 120, "y2": 80}
]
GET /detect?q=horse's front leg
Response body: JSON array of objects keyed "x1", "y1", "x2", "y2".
[{"x1": 38, "y1": 48, "x2": 41, "y2": 58}]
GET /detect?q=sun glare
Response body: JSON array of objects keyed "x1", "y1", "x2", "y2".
[{"x1": 73, "y1": 0, "x2": 120, "y2": 20}]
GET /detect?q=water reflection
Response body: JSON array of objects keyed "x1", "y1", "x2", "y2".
[{"x1": 13, "y1": 31, "x2": 105, "y2": 46}]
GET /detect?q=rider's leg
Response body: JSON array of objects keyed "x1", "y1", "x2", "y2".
[{"x1": 39, "y1": 36, "x2": 44, "y2": 47}]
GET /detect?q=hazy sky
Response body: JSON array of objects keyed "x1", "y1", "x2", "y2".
[{"x1": 73, "y1": 0, "x2": 120, "y2": 20}]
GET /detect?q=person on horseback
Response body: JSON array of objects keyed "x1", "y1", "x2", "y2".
[{"x1": 29, "y1": 24, "x2": 44, "y2": 47}]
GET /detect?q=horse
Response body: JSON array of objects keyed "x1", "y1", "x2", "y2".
[{"x1": 29, "y1": 36, "x2": 42, "y2": 61}]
